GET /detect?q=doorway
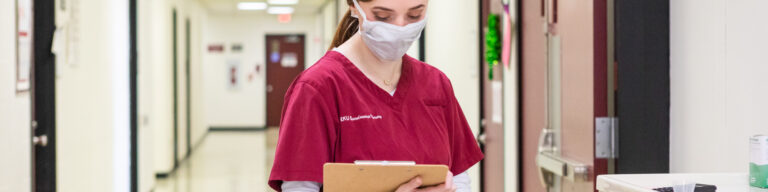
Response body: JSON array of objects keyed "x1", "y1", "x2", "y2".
[
  {"x1": 265, "y1": 34, "x2": 306, "y2": 128},
  {"x1": 31, "y1": 0, "x2": 57, "y2": 190},
  {"x1": 520, "y1": 0, "x2": 611, "y2": 191}
]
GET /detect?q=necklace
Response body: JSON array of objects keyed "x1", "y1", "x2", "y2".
[{"x1": 382, "y1": 66, "x2": 398, "y2": 87}]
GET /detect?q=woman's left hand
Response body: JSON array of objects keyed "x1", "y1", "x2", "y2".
[{"x1": 413, "y1": 171, "x2": 456, "y2": 192}]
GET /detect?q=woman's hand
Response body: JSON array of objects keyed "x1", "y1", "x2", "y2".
[{"x1": 395, "y1": 171, "x2": 456, "y2": 192}]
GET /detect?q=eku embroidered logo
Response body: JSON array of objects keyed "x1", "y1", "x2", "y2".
[{"x1": 340, "y1": 114, "x2": 383, "y2": 122}]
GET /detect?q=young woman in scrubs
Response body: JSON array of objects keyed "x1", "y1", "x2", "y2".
[{"x1": 268, "y1": 0, "x2": 484, "y2": 191}]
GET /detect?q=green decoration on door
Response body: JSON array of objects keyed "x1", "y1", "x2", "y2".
[{"x1": 485, "y1": 14, "x2": 501, "y2": 80}]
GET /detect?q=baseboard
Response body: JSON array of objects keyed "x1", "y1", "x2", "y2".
[
  {"x1": 208, "y1": 126, "x2": 266, "y2": 132},
  {"x1": 153, "y1": 130, "x2": 212, "y2": 180}
]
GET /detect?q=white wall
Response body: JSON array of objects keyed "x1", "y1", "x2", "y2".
[
  {"x1": 424, "y1": 1, "x2": 481, "y2": 191},
  {"x1": 54, "y1": 0, "x2": 131, "y2": 191},
  {"x1": 503, "y1": 8, "x2": 519, "y2": 192},
  {"x1": 186, "y1": 0, "x2": 209, "y2": 163},
  {"x1": 202, "y1": 13, "x2": 321, "y2": 128},
  {"x1": 138, "y1": 0, "x2": 209, "y2": 187},
  {"x1": 670, "y1": 0, "x2": 768, "y2": 173},
  {"x1": 320, "y1": 1, "x2": 338, "y2": 53},
  {"x1": 0, "y1": 0, "x2": 32, "y2": 191},
  {"x1": 139, "y1": 0, "x2": 175, "y2": 177}
]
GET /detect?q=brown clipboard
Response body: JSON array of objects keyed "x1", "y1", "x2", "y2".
[{"x1": 322, "y1": 161, "x2": 449, "y2": 192}]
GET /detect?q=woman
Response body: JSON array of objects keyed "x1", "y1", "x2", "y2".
[{"x1": 268, "y1": 0, "x2": 484, "y2": 191}]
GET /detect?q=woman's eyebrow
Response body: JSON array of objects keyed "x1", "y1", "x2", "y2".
[
  {"x1": 372, "y1": 6, "x2": 394, "y2": 12},
  {"x1": 409, "y1": 4, "x2": 425, "y2": 10}
]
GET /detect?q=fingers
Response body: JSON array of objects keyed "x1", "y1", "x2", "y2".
[
  {"x1": 396, "y1": 177, "x2": 423, "y2": 192},
  {"x1": 444, "y1": 171, "x2": 454, "y2": 188},
  {"x1": 414, "y1": 184, "x2": 456, "y2": 192}
]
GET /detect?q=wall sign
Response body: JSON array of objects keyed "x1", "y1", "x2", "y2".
[
  {"x1": 208, "y1": 44, "x2": 224, "y2": 53},
  {"x1": 231, "y1": 43, "x2": 243, "y2": 53},
  {"x1": 16, "y1": 0, "x2": 33, "y2": 92},
  {"x1": 281, "y1": 52, "x2": 298, "y2": 68},
  {"x1": 227, "y1": 60, "x2": 240, "y2": 90}
]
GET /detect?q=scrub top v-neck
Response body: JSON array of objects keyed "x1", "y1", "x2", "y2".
[{"x1": 268, "y1": 51, "x2": 484, "y2": 191}]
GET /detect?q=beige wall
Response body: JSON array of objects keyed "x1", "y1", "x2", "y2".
[
  {"x1": 138, "y1": 0, "x2": 209, "y2": 190},
  {"x1": 54, "y1": 0, "x2": 132, "y2": 191},
  {"x1": 503, "y1": 6, "x2": 520, "y2": 192},
  {"x1": 320, "y1": 1, "x2": 338, "y2": 53},
  {"x1": 202, "y1": 13, "x2": 321, "y2": 128},
  {"x1": 0, "y1": 0, "x2": 32, "y2": 191},
  {"x1": 424, "y1": 1, "x2": 481, "y2": 191},
  {"x1": 670, "y1": 0, "x2": 768, "y2": 173},
  {"x1": 139, "y1": 0, "x2": 174, "y2": 177}
]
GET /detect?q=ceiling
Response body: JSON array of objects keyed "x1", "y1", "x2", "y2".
[{"x1": 200, "y1": 0, "x2": 330, "y2": 15}]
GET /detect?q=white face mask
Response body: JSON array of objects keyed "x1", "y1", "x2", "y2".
[{"x1": 351, "y1": 0, "x2": 427, "y2": 61}]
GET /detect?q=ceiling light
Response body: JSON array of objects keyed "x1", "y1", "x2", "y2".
[
  {"x1": 237, "y1": 2, "x2": 267, "y2": 10},
  {"x1": 268, "y1": 0, "x2": 299, "y2": 5},
  {"x1": 267, "y1": 6, "x2": 294, "y2": 14}
]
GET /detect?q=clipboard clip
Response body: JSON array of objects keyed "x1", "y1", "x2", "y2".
[{"x1": 354, "y1": 160, "x2": 416, "y2": 166}]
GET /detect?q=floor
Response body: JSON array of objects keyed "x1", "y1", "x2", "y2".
[{"x1": 154, "y1": 128, "x2": 280, "y2": 192}]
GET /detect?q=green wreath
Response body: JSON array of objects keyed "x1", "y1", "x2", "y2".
[{"x1": 485, "y1": 14, "x2": 501, "y2": 80}]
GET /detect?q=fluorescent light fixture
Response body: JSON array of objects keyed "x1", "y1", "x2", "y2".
[
  {"x1": 267, "y1": 6, "x2": 294, "y2": 14},
  {"x1": 237, "y1": 2, "x2": 267, "y2": 10},
  {"x1": 268, "y1": 0, "x2": 299, "y2": 5}
]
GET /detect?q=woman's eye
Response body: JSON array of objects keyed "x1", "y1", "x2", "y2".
[
  {"x1": 408, "y1": 15, "x2": 422, "y2": 20},
  {"x1": 375, "y1": 16, "x2": 389, "y2": 21}
]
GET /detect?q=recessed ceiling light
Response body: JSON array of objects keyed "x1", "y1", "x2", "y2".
[
  {"x1": 267, "y1": 6, "x2": 294, "y2": 14},
  {"x1": 237, "y1": 2, "x2": 267, "y2": 10},
  {"x1": 268, "y1": 0, "x2": 299, "y2": 5}
]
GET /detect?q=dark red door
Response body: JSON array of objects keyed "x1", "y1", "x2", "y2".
[
  {"x1": 266, "y1": 35, "x2": 305, "y2": 127},
  {"x1": 520, "y1": 0, "x2": 610, "y2": 191},
  {"x1": 480, "y1": 0, "x2": 506, "y2": 191}
]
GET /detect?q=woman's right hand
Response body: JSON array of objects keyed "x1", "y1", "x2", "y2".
[{"x1": 395, "y1": 172, "x2": 456, "y2": 192}]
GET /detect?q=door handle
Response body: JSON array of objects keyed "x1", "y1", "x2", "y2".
[
  {"x1": 33, "y1": 135, "x2": 48, "y2": 147},
  {"x1": 536, "y1": 128, "x2": 590, "y2": 188},
  {"x1": 477, "y1": 133, "x2": 487, "y2": 145},
  {"x1": 267, "y1": 84, "x2": 274, "y2": 93}
]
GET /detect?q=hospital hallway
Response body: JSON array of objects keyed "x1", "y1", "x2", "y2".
[
  {"x1": 3, "y1": 0, "x2": 768, "y2": 191},
  {"x1": 153, "y1": 129, "x2": 279, "y2": 192}
]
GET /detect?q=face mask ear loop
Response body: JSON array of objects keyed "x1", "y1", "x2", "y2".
[{"x1": 351, "y1": 0, "x2": 368, "y2": 22}]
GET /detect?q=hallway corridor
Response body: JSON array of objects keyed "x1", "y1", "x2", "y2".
[{"x1": 154, "y1": 129, "x2": 278, "y2": 192}]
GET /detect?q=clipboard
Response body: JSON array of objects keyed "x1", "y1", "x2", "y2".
[{"x1": 323, "y1": 161, "x2": 449, "y2": 192}]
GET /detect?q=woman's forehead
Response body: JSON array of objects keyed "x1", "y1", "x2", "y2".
[{"x1": 360, "y1": 0, "x2": 428, "y2": 11}]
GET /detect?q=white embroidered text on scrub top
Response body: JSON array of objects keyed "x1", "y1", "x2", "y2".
[{"x1": 340, "y1": 114, "x2": 383, "y2": 122}]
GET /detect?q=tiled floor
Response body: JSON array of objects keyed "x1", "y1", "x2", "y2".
[{"x1": 154, "y1": 128, "x2": 280, "y2": 192}]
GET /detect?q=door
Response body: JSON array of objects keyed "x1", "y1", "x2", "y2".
[
  {"x1": 521, "y1": 0, "x2": 611, "y2": 191},
  {"x1": 266, "y1": 35, "x2": 305, "y2": 127},
  {"x1": 479, "y1": 0, "x2": 506, "y2": 191},
  {"x1": 32, "y1": 0, "x2": 57, "y2": 190}
]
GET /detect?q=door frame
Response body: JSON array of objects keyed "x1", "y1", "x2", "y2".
[
  {"x1": 264, "y1": 34, "x2": 306, "y2": 128},
  {"x1": 614, "y1": 0, "x2": 670, "y2": 174},
  {"x1": 129, "y1": 0, "x2": 138, "y2": 191},
  {"x1": 184, "y1": 18, "x2": 192, "y2": 158},
  {"x1": 171, "y1": 8, "x2": 179, "y2": 169},
  {"x1": 31, "y1": 0, "x2": 57, "y2": 190}
]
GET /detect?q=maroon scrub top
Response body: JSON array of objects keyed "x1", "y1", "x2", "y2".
[{"x1": 268, "y1": 51, "x2": 484, "y2": 191}]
